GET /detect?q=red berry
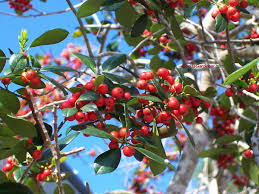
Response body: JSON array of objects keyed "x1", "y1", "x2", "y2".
[
  {"x1": 119, "y1": 128, "x2": 130, "y2": 138},
  {"x1": 244, "y1": 150, "x2": 253, "y2": 158},
  {"x1": 146, "y1": 71, "x2": 154, "y2": 80},
  {"x1": 66, "y1": 115, "x2": 75, "y2": 121},
  {"x1": 157, "y1": 68, "x2": 169, "y2": 79},
  {"x1": 6, "y1": 156, "x2": 13, "y2": 164},
  {"x1": 110, "y1": 131, "x2": 119, "y2": 139},
  {"x1": 1, "y1": 78, "x2": 11, "y2": 85},
  {"x1": 140, "y1": 72, "x2": 147, "y2": 80},
  {"x1": 43, "y1": 169, "x2": 51, "y2": 176},
  {"x1": 109, "y1": 141, "x2": 119, "y2": 149},
  {"x1": 179, "y1": 104, "x2": 189, "y2": 115},
  {"x1": 143, "y1": 108, "x2": 151, "y2": 115},
  {"x1": 112, "y1": 87, "x2": 124, "y2": 99},
  {"x1": 33, "y1": 150, "x2": 42, "y2": 159},
  {"x1": 166, "y1": 76, "x2": 175, "y2": 85},
  {"x1": 173, "y1": 83, "x2": 183, "y2": 94},
  {"x1": 27, "y1": 137, "x2": 32, "y2": 145},
  {"x1": 225, "y1": 88, "x2": 234, "y2": 97},
  {"x1": 228, "y1": 6, "x2": 237, "y2": 16},
  {"x1": 248, "y1": 83, "x2": 258, "y2": 93},
  {"x1": 168, "y1": 97, "x2": 179, "y2": 110},
  {"x1": 21, "y1": 72, "x2": 29, "y2": 83},
  {"x1": 2, "y1": 163, "x2": 13, "y2": 172},
  {"x1": 140, "y1": 126, "x2": 149, "y2": 135},
  {"x1": 104, "y1": 97, "x2": 115, "y2": 107},
  {"x1": 75, "y1": 111, "x2": 85, "y2": 122},
  {"x1": 97, "y1": 83, "x2": 108, "y2": 95},
  {"x1": 231, "y1": 11, "x2": 240, "y2": 22},
  {"x1": 87, "y1": 112, "x2": 97, "y2": 121},
  {"x1": 25, "y1": 69, "x2": 37, "y2": 80},
  {"x1": 229, "y1": 0, "x2": 239, "y2": 7},
  {"x1": 159, "y1": 111, "x2": 171, "y2": 121},
  {"x1": 30, "y1": 77, "x2": 41, "y2": 87},
  {"x1": 123, "y1": 146, "x2": 135, "y2": 157},
  {"x1": 36, "y1": 173, "x2": 45, "y2": 182},
  {"x1": 211, "y1": 9, "x2": 220, "y2": 19},
  {"x1": 240, "y1": 0, "x2": 248, "y2": 8},
  {"x1": 219, "y1": 4, "x2": 228, "y2": 14},
  {"x1": 85, "y1": 82, "x2": 95, "y2": 90},
  {"x1": 94, "y1": 96, "x2": 105, "y2": 107},
  {"x1": 68, "y1": 96, "x2": 78, "y2": 106},
  {"x1": 143, "y1": 114, "x2": 153, "y2": 123},
  {"x1": 147, "y1": 83, "x2": 157, "y2": 93},
  {"x1": 105, "y1": 113, "x2": 112, "y2": 120},
  {"x1": 196, "y1": 117, "x2": 203, "y2": 124},
  {"x1": 137, "y1": 80, "x2": 147, "y2": 90},
  {"x1": 124, "y1": 92, "x2": 131, "y2": 100},
  {"x1": 159, "y1": 36, "x2": 167, "y2": 43}
]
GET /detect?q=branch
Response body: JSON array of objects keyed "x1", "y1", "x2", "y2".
[
  {"x1": 60, "y1": 147, "x2": 85, "y2": 157},
  {"x1": 18, "y1": 159, "x2": 36, "y2": 183},
  {"x1": 65, "y1": 0, "x2": 93, "y2": 58},
  {"x1": 241, "y1": 90, "x2": 259, "y2": 101}
]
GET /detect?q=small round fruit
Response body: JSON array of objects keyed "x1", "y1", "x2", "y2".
[
  {"x1": 25, "y1": 69, "x2": 37, "y2": 80},
  {"x1": 179, "y1": 104, "x2": 189, "y2": 116},
  {"x1": 2, "y1": 163, "x2": 13, "y2": 172},
  {"x1": 140, "y1": 126, "x2": 149, "y2": 135},
  {"x1": 147, "y1": 83, "x2": 157, "y2": 93},
  {"x1": 43, "y1": 169, "x2": 51, "y2": 176},
  {"x1": 211, "y1": 9, "x2": 220, "y2": 19},
  {"x1": 36, "y1": 173, "x2": 46, "y2": 181},
  {"x1": 124, "y1": 92, "x2": 131, "y2": 100},
  {"x1": 227, "y1": 6, "x2": 237, "y2": 16},
  {"x1": 33, "y1": 150, "x2": 42, "y2": 159},
  {"x1": 137, "y1": 80, "x2": 147, "y2": 90},
  {"x1": 27, "y1": 138, "x2": 33, "y2": 145},
  {"x1": 240, "y1": 0, "x2": 248, "y2": 8},
  {"x1": 97, "y1": 83, "x2": 108, "y2": 95},
  {"x1": 123, "y1": 146, "x2": 135, "y2": 157},
  {"x1": 173, "y1": 83, "x2": 183, "y2": 94},
  {"x1": 229, "y1": 0, "x2": 239, "y2": 7},
  {"x1": 159, "y1": 36, "x2": 167, "y2": 43},
  {"x1": 119, "y1": 128, "x2": 130, "y2": 138},
  {"x1": 1, "y1": 78, "x2": 11, "y2": 85},
  {"x1": 85, "y1": 82, "x2": 95, "y2": 90},
  {"x1": 157, "y1": 68, "x2": 169, "y2": 79},
  {"x1": 109, "y1": 141, "x2": 119, "y2": 149},
  {"x1": 112, "y1": 87, "x2": 124, "y2": 99},
  {"x1": 110, "y1": 131, "x2": 120, "y2": 139},
  {"x1": 30, "y1": 77, "x2": 41, "y2": 87},
  {"x1": 219, "y1": 4, "x2": 228, "y2": 14},
  {"x1": 248, "y1": 83, "x2": 258, "y2": 93},
  {"x1": 168, "y1": 98, "x2": 179, "y2": 110},
  {"x1": 244, "y1": 150, "x2": 253, "y2": 158},
  {"x1": 75, "y1": 111, "x2": 85, "y2": 122},
  {"x1": 196, "y1": 117, "x2": 203, "y2": 124},
  {"x1": 225, "y1": 88, "x2": 234, "y2": 97}
]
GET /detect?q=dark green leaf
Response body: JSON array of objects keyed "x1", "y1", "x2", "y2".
[
  {"x1": 81, "y1": 126, "x2": 116, "y2": 139},
  {"x1": 174, "y1": 136, "x2": 182, "y2": 155},
  {"x1": 0, "y1": 125, "x2": 15, "y2": 137},
  {"x1": 215, "y1": 14, "x2": 228, "y2": 33},
  {"x1": 236, "y1": 5, "x2": 250, "y2": 14},
  {"x1": 41, "y1": 66, "x2": 76, "y2": 72},
  {"x1": 132, "y1": 95, "x2": 162, "y2": 103},
  {"x1": 77, "y1": 91, "x2": 100, "y2": 101},
  {"x1": 115, "y1": 1, "x2": 137, "y2": 28},
  {"x1": 29, "y1": 55, "x2": 41, "y2": 68},
  {"x1": 81, "y1": 103, "x2": 98, "y2": 112},
  {"x1": 104, "y1": 72, "x2": 129, "y2": 84},
  {"x1": 165, "y1": 8, "x2": 184, "y2": 40},
  {"x1": 94, "y1": 149, "x2": 121, "y2": 174},
  {"x1": 25, "y1": 178, "x2": 41, "y2": 194},
  {"x1": 0, "y1": 136, "x2": 20, "y2": 148},
  {"x1": 223, "y1": 54, "x2": 235, "y2": 74},
  {"x1": 1, "y1": 114, "x2": 37, "y2": 137},
  {"x1": 54, "y1": 184, "x2": 75, "y2": 194},
  {"x1": 242, "y1": 158, "x2": 259, "y2": 185},
  {"x1": 0, "y1": 171, "x2": 8, "y2": 183},
  {"x1": 234, "y1": 80, "x2": 248, "y2": 89},
  {"x1": 101, "y1": 0, "x2": 126, "y2": 11},
  {"x1": 0, "y1": 183, "x2": 33, "y2": 194},
  {"x1": 124, "y1": 103, "x2": 130, "y2": 137},
  {"x1": 9, "y1": 53, "x2": 27, "y2": 73},
  {"x1": 224, "y1": 58, "x2": 259, "y2": 85},
  {"x1": 32, "y1": 122, "x2": 52, "y2": 146},
  {"x1": 151, "y1": 79, "x2": 168, "y2": 99},
  {"x1": 102, "y1": 54, "x2": 127, "y2": 72},
  {"x1": 184, "y1": 3, "x2": 196, "y2": 18},
  {"x1": 182, "y1": 107, "x2": 196, "y2": 122},
  {"x1": 199, "y1": 147, "x2": 236, "y2": 158},
  {"x1": 30, "y1": 28, "x2": 69, "y2": 47},
  {"x1": 94, "y1": 75, "x2": 104, "y2": 87},
  {"x1": 0, "y1": 49, "x2": 6, "y2": 73},
  {"x1": 13, "y1": 168, "x2": 24, "y2": 182},
  {"x1": 134, "y1": 149, "x2": 144, "y2": 162},
  {"x1": 215, "y1": 135, "x2": 242, "y2": 145},
  {"x1": 183, "y1": 85, "x2": 199, "y2": 96},
  {"x1": 72, "y1": 53, "x2": 96, "y2": 73},
  {"x1": 203, "y1": 87, "x2": 217, "y2": 98},
  {"x1": 134, "y1": 135, "x2": 156, "y2": 149},
  {"x1": 0, "y1": 89, "x2": 20, "y2": 114},
  {"x1": 77, "y1": 0, "x2": 106, "y2": 18},
  {"x1": 131, "y1": 14, "x2": 148, "y2": 37}
]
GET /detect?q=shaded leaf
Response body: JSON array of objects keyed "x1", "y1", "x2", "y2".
[
  {"x1": 81, "y1": 126, "x2": 116, "y2": 139},
  {"x1": 72, "y1": 53, "x2": 96, "y2": 73},
  {"x1": 131, "y1": 14, "x2": 148, "y2": 37},
  {"x1": 102, "y1": 54, "x2": 127, "y2": 72},
  {"x1": 81, "y1": 103, "x2": 98, "y2": 112},
  {"x1": 77, "y1": 0, "x2": 106, "y2": 18},
  {"x1": 77, "y1": 91, "x2": 100, "y2": 101}
]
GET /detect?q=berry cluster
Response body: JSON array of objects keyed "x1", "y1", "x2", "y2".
[
  {"x1": 212, "y1": 0, "x2": 248, "y2": 22},
  {"x1": 8, "y1": 0, "x2": 32, "y2": 13},
  {"x1": 21, "y1": 69, "x2": 42, "y2": 87},
  {"x1": 36, "y1": 165, "x2": 52, "y2": 182},
  {"x1": 217, "y1": 154, "x2": 234, "y2": 169},
  {"x1": 2, "y1": 156, "x2": 16, "y2": 173},
  {"x1": 232, "y1": 174, "x2": 249, "y2": 186}
]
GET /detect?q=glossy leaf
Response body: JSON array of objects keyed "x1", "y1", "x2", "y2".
[
  {"x1": 30, "y1": 28, "x2": 69, "y2": 47},
  {"x1": 104, "y1": 72, "x2": 129, "y2": 84},
  {"x1": 0, "y1": 49, "x2": 6, "y2": 73},
  {"x1": 9, "y1": 53, "x2": 27, "y2": 73},
  {"x1": 54, "y1": 184, "x2": 75, "y2": 194},
  {"x1": 215, "y1": 14, "x2": 228, "y2": 33},
  {"x1": 94, "y1": 149, "x2": 121, "y2": 174},
  {"x1": 13, "y1": 168, "x2": 24, "y2": 182},
  {"x1": 203, "y1": 87, "x2": 217, "y2": 98},
  {"x1": 77, "y1": 91, "x2": 100, "y2": 101},
  {"x1": 224, "y1": 58, "x2": 259, "y2": 85},
  {"x1": 72, "y1": 53, "x2": 96, "y2": 73},
  {"x1": 132, "y1": 95, "x2": 162, "y2": 103},
  {"x1": 131, "y1": 14, "x2": 148, "y2": 37},
  {"x1": 81, "y1": 103, "x2": 98, "y2": 112},
  {"x1": 81, "y1": 126, "x2": 116, "y2": 139},
  {"x1": 100, "y1": 0, "x2": 126, "y2": 11},
  {"x1": 102, "y1": 54, "x2": 127, "y2": 72},
  {"x1": 199, "y1": 147, "x2": 236, "y2": 158},
  {"x1": 62, "y1": 107, "x2": 77, "y2": 117},
  {"x1": 41, "y1": 65, "x2": 77, "y2": 72},
  {"x1": 77, "y1": 0, "x2": 106, "y2": 18},
  {"x1": 115, "y1": 1, "x2": 137, "y2": 28},
  {"x1": 134, "y1": 135, "x2": 156, "y2": 149},
  {"x1": 242, "y1": 158, "x2": 259, "y2": 185},
  {"x1": 0, "y1": 89, "x2": 20, "y2": 114},
  {"x1": 94, "y1": 75, "x2": 104, "y2": 87},
  {"x1": 151, "y1": 79, "x2": 168, "y2": 99},
  {"x1": 215, "y1": 135, "x2": 242, "y2": 145},
  {"x1": 183, "y1": 85, "x2": 199, "y2": 96}
]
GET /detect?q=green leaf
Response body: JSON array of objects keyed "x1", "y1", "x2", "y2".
[
  {"x1": 1, "y1": 114, "x2": 37, "y2": 137},
  {"x1": 25, "y1": 178, "x2": 41, "y2": 194},
  {"x1": 30, "y1": 28, "x2": 69, "y2": 47},
  {"x1": 0, "y1": 136, "x2": 20, "y2": 148},
  {"x1": 77, "y1": 91, "x2": 100, "y2": 102},
  {"x1": 203, "y1": 87, "x2": 217, "y2": 98},
  {"x1": 134, "y1": 135, "x2": 156, "y2": 149},
  {"x1": 236, "y1": 5, "x2": 250, "y2": 14},
  {"x1": 238, "y1": 108, "x2": 256, "y2": 132},
  {"x1": 0, "y1": 183, "x2": 33, "y2": 194},
  {"x1": 101, "y1": 0, "x2": 126, "y2": 11},
  {"x1": 0, "y1": 49, "x2": 6, "y2": 73},
  {"x1": 13, "y1": 168, "x2": 24, "y2": 182},
  {"x1": 0, "y1": 125, "x2": 15, "y2": 137},
  {"x1": 77, "y1": 0, "x2": 106, "y2": 18},
  {"x1": 94, "y1": 149, "x2": 121, "y2": 174},
  {"x1": 242, "y1": 158, "x2": 259, "y2": 185},
  {"x1": 234, "y1": 80, "x2": 248, "y2": 89},
  {"x1": 0, "y1": 89, "x2": 20, "y2": 114},
  {"x1": 183, "y1": 85, "x2": 199, "y2": 96},
  {"x1": 115, "y1": 1, "x2": 137, "y2": 28},
  {"x1": 215, "y1": 135, "x2": 242, "y2": 145},
  {"x1": 104, "y1": 72, "x2": 129, "y2": 84},
  {"x1": 62, "y1": 107, "x2": 77, "y2": 117},
  {"x1": 41, "y1": 66, "x2": 77, "y2": 72},
  {"x1": 132, "y1": 95, "x2": 162, "y2": 103},
  {"x1": 29, "y1": 55, "x2": 41, "y2": 68},
  {"x1": 151, "y1": 79, "x2": 168, "y2": 99},
  {"x1": 102, "y1": 54, "x2": 127, "y2": 72},
  {"x1": 224, "y1": 58, "x2": 259, "y2": 85},
  {"x1": 199, "y1": 147, "x2": 236, "y2": 158},
  {"x1": 9, "y1": 53, "x2": 27, "y2": 73},
  {"x1": 39, "y1": 73, "x2": 68, "y2": 96},
  {"x1": 0, "y1": 171, "x2": 8, "y2": 183},
  {"x1": 81, "y1": 126, "x2": 116, "y2": 139},
  {"x1": 182, "y1": 107, "x2": 195, "y2": 122},
  {"x1": 184, "y1": 3, "x2": 196, "y2": 18},
  {"x1": 124, "y1": 103, "x2": 130, "y2": 136},
  {"x1": 81, "y1": 103, "x2": 98, "y2": 112},
  {"x1": 223, "y1": 54, "x2": 235, "y2": 74},
  {"x1": 94, "y1": 75, "x2": 104, "y2": 87},
  {"x1": 215, "y1": 14, "x2": 228, "y2": 33},
  {"x1": 54, "y1": 184, "x2": 75, "y2": 194},
  {"x1": 32, "y1": 122, "x2": 52, "y2": 146},
  {"x1": 72, "y1": 53, "x2": 96, "y2": 73},
  {"x1": 148, "y1": 119, "x2": 167, "y2": 176},
  {"x1": 131, "y1": 14, "x2": 148, "y2": 37}
]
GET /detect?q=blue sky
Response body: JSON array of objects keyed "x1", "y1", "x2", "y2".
[{"x1": 0, "y1": 1, "x2": 177, "y2": 193}]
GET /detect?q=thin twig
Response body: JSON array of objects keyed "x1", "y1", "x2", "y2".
[
  {"x1": 60, "y1": 147, "x2": 85, "y2": 157},
  {"x1": 18, "y1": 159, "x2": 36, "y2": 183}
]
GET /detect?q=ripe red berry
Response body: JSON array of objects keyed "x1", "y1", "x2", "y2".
[
  {"x1": 1, "y1": 78, "x2": 11, "y2": 85},
  {"x1": 147, "y1": 83, "x2": 157, "y2": 93},
  {"x1": 173, "y1": 83, "x2": 183, "y2": 94},
  {"x1": 123, "y1": 146, "x2": 135, "y2": 157},
  {"x1": 196, "y1": 117, "x2": 203, "y2": 124},
  {"x1": 248, "y1": 83, "x2": 258, "y2": 93},
  {"x1": 104, "y1": 97, "x2": 115, "y2": 107},
  {"x1": 66, "y1": 115, "x2": 75, "y2": 121},
  {"x1": 143, "y1": 108, "x2": 151, "y2": 115},
  {"x1": 109, "y1": 141, "x2": 119, "y2": 149},
  {"x1": 68, "y1": 96, "x2": 78, "y2": 106},
  {"x1": 140, "y1": 72, "x2": 148, "y2": 80},
  {"x1": 43, "y1": 169, "x2": 51, "y2": 176},
  {"x1": 166, "y1": 76, "x2": 175, "y2": 85},
  {"x1": 179, "y1": 104, "x2": 189, "y2": 115},
  {"x1": 240, "y1": 0, "x2": 248, "y2": 8},
  {"x1": 211, "y1": 9, "x2": 220, "y2": 19},
  {"x1": 119, "y1": 128, "x2": 130, "y2": 138},
  {"x1": 143, "y1": 114, "x2": 153, "y2": 123},
  {"x1": 231, "y1": 11, "x2": 240, "y2": 22},
  {"x1": 110, "y1": 131, "x2": 120, "y2": 139},
  {"x1": 219, "y1": 4, "x2": 228, "y2": 14},
  {"x1": 2, "y1": 163, "x2": 13, "y2": 172},
  {"x1": 159, "y1": 36, "x2": 167, "y2": 43},
  {"x1": 229, "y1": 0, "x2": 239, "y2": 7},
  {"x1": 137, "y1": 80, "x2": 147, "y2": 90},
  {"x1": 27, "y1": 137, "x2": 32, "y2": 145},
  {"x1": 30, "y1": 77, "x2": 41, "y2": 87},
  {"x1": 97, "y1": 83, "x2": 108, "y2": 95},
  {"x1": 146, "y1": 71, "x2": 154, "y2": 80},
  {"x1": 21, "y1": 71, "x2": 29, "y2": 83},
  {"x1": 168, "y1": 97, "x2": 179, "y2": 110},
  {"x1": 36, "y1": 173, "x2": 46, "y2": 182},
  {"x1": 124, "y1": 92, "x2": 131, "y2": 100},
  {"x1": 95, "y1": 96, "x2": 105, "y2": 107},
  {"x1": 33, "y1": 150, "x2": 42, "y2": 159},
  {"x1": 228, "y1": 6, "x2": 237, "y2": 16},
  {"x1": 6, "y1": 156, "x2": 13, "y2": 164},
  {"x1": 157, "y1": 68, "x2": 169, "y2": 79},
  {"x1": 140, "y1": 126, "x2": 149, "y2": 135},
  {"x1": 85, "y1": 82, "x2": 95, "y2": 90},
  {"x1": 25, "y1": 69, "x2": 37, "y2": 80},
  {"x1": 87, "y1": 112, "x2": 97, "y2": 121},
  {"x1": 225, "y1": 88, "x2": 234, "y2": 97},
  {"x1": 159, "y1": 111, "x2": 171, "y2": 121},
  {"x1": 75, "y1": 111, "x2": 85, "y2": 122},
  {"x1": 244, "y1": 150, "x2": 253, "y2": 158},
  {"x1": 112, "y1": 87, "x2": 124, "y2": 99}
]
